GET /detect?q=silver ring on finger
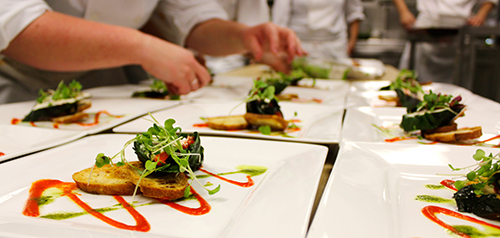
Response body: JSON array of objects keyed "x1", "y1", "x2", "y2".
[{"x1": 191, "y1": 78, "x2": 198, "y2": 86}]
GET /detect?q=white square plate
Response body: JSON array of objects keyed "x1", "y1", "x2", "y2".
[
  {"x1": 0, "y1": 98, "x2": 180, "y2": 135},
  {"x1": 345, "y1": 81, "x2": 490, "y2": 109},
  {"x1": 0, "y1": 124, "x2": 85, "y2": 162},
  {"x1": 307, "y1": 141, "x2": 500, "y2": 238},
  {"x1": 113, "y1": 100, "x2": 345, "y2": 144},
  {"x1": 342, "y1": 106, "x2": 500, "y2": 146},
  {"x1": 0, "y1": 134, "x2": 328, "y2": 238}
]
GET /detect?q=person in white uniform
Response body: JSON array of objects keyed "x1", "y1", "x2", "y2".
[
  {"x1": 272, "y1": 0, "x2": 365, "y2": 64},
  {"x1": 204, "y1": 0, "x2": 271, "y2": 74},
  {"x1": 0, "y1": 0, "x2": 304, "y2": 103},
  {"x1": 393, "y1": 0, "x2": 497, "y2": 84}
]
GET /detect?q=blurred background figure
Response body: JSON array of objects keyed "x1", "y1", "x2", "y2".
[
  {"x1": 272, "y1": 0, "x2": 365, "y2": 65},
  {"x1": 393, "y1": 0, "x2": 497, "y2": 84},
  {"x1": 204, "y1": 0, "x2": 271, "y2": 74}
]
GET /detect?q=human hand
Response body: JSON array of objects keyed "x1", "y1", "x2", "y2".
[
  {"x1": 467, "y1": 14, "x2": 486, "y2": 26},
  {"x1": 241, "y1": 22, "x2": 305, "y2": 66},
  {"x1": 140, "y1": 35, "x2": 211, "y2": 95},
  {"x1": 400, "y1": 11, "x2": 416, "y2": 30}
]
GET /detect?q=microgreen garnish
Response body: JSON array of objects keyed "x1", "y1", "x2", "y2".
[
  {"x1": 448, "y1": 149, "x2": 500, "y2": 195},
  {"x1": 258, "y1": 125, "x2": 271, "y2": 135},
  {"x1": 414, "y1": 90, "x2": 462, "y2": 112},
  {"x1": 91, "y1": 113, "x2": 219, "y2": 203},
  {"x1": 229, "y1": 79, "x2": 278, "y2": 115},
  {"x1": 389, "y1": 70, "x2": 422, "y2": 94},
  {"x1": 36, "y1": 80, "x2": 83, "y2": 104},
  {"x1": 150, "y1": 79, "x2": 168, "y2": 93}
]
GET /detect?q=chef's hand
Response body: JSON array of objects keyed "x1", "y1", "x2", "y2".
[
  {"x1": 467, "y1": 14, "x2": 487, "y2": 26},
  {"x1": 399, "y1": 10, "x2": 416, "y2": 30},
  {"x1": 140, "y1": 35, "x2": 211, "y2": 95},
  {"x1": 242, "y1": 22, "x2": 305, "y2": 72}
]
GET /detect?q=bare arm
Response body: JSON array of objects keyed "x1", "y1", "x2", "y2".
[
  {"x1": 467, "y1": 2, "x2": 495, "y2": 26},
  {"x1": 392, "y1": 0, "x2": 415, "y2": 30},
  {"x1": 185, "y1": 18, "x2": 305, "y2": 72},
  {"x1": 1, "y1": 11, "x2": 210, "y2": 94},
  {"x1": 347, "y1": 20, "x2": 360, "y2": 57}
]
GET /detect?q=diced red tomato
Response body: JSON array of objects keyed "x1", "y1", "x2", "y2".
[
  {"x1": 154, "y1": 152, "x2": 169, "y2": 165},
  {"x1": 181, "y1": 136, "x2": 195, "y2": 149}
]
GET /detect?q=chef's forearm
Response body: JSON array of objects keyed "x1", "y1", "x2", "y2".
[
  {"x1": 1, "y1": 11, "x2": 148, "y2": 72},
  {"x1": 185, "y1": 18, "x2": 248, "y2": 56},
  {"x1": 348, "y1": 20, "x2": 360, "y2": 46},
  {"x1": 392, "y1": 0, "x2": 411, "y2": 15},
  {"x1": 476, "y1": 2, "x2": 495, "y2": 21}
]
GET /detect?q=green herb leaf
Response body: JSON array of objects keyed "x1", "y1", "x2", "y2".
[
  {"x1": 95, "y1": 153, "x2": 111, "y2": 168},
  {"x1": 208, "y1": 184, "x2": 221, "y2": 195},
  {"x1": 258, "y1": 125, "x2": 272, "y2": 135},
  {"x1": 473, "y1": 149, "x2": 486, "y2": 161}
]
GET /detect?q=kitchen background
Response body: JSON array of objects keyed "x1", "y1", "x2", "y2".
[{"x1": 269, "y1": 0, "x2": 500, "y2": 103}]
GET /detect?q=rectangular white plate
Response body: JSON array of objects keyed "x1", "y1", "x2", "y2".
[
  {"x1": 0, "y1": 124, "x2": 85, "y2": 162},
  {"x1": 113, "y1": 100, "x2": 345, "y2": 144},
  {"x1": 84, "y1": 77, "x2": 349, "y2": 105},
  {"x1": 307, "y1": 141, "x2": 500, "y2": 238},
  {"x1": 0, "y1": 134, "x2": 328, "y2": 238},
  {"x1": 342, "y1": 106, "x2": 500, "y2": 146},
  {"x1": 345, "y1": 81, "x2": 499, "y2": 109},
  {"x1": 0, "y1": 98, "x2": 180, "y2": 135}
]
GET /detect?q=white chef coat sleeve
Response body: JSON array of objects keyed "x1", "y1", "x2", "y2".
[
  {"x1": 479, "y1": 0, "x2": 498, "y2": 5},
  {"x1": 0, "y1": 0, "x2": 51, "y2": 51},
  {"x1": 152, "y1": 0, "x2": 229, "y2": 46},
  {"x1": 344, "y1": 0, "x2": 365, "y2": 24}
]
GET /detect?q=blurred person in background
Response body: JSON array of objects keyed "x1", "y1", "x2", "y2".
[
  {"x1": 393, "y1": 0, "x2": 497, "y2": 84},
  {"x1": 203, "y1": 0, "x2": 271, "y2": 74},
  {"x1": 0, "y1": 0, "x2": 304, "y2": 104},
  {"x1": 271, "y1": 0, "x2": 365, "y2": 65}
]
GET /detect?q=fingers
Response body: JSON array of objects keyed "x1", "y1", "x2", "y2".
[
  {"x1": 245, "y1": 36, "x2": 264, "y2": 61},
  {"x1": 262, "y1": 24, "x2": 279, "y2": 55}
]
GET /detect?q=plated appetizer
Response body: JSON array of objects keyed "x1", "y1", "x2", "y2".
[
  {"x1": 206, "y1": 80, "x2": 290, "y2": 133},
  {"x1": 379, "y1": 69, "x2": 423, "y2": 111},
  {"x1": 132, "y1": 79, "x2": 180, "y2": 100},
  {"x1": 73, "y1": 116, "x2": 215, "y2": 201},
  {"x1": 415, "y1": 149, "x2": 500, "y2": 238},
  {"x1": 22, "y1": 80, "x2": 91, "y2": 123},
  {"x1": 451, "y1": 149, "x2": 500, "y2": 221},
  {"x1": 400, "y1": 91, "x2": 482, "y2": 143}
]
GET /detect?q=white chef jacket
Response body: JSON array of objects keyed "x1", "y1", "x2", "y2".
[
  {"x1": 204, "y1": 0, "x2": 270, "y2": 74},
  {"x1": 416, "y1": 0, "x2": 498, "y2": 28},
  {"x1": 399, "y1": 0, "x2": 497, "y2": 85},
  {"x1": 0, "y1": 0, "x2": 228, "y2": 103},
  {"x1": 272, "y1": 0, "x2": 364, "y2": 62}
]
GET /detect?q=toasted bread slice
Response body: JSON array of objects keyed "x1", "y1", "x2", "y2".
[
  {"x1": 207, "y1": 115, "x2": 248, "y2": 130},
  {"x1": 77, "y1": 99, "x2": 92, "y2": 112},
  {"x1": 276, "y1": 93, "x2": 299, "y2": 101},
  {"x1": 244, "y1": 113, "x2": 289, "y2": 131},
  {"x1": 72, "y1": 164, "x2": 136, "y2": 195},
  {"x1": 51, "y1": 100, "x2": 92, "y2": 123},
  {"x1": 423, "y1": 126, "x2": 483, "y2": 142},
  {"x1": 422, "y1": 122, "x2": 458, "y2": 135},
  {"x1": 52, "y1": 112, "x2": 89, "y2": 123},
  {"x1": 127, "y1": 161, "x2": 188, "y2": 200}
]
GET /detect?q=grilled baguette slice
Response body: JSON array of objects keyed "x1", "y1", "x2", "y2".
[
  {"x1": 51, "y1": 99, "x2": 92, "y2": 123},
  {"x1": 244, "y1": 112, "x2": 289, "y2": 131},
  {"x1": 423, "y1": 126, "x2": 483, "y2": 142},
  {"x1": 206, "y1": 115, "x2": 249, "y2": 130},
  {"x1": 72, "y1": 163, "x2": 136, "y2": 195},
  {"x1": 127, "y1": 161, "x2": 188, "y2": 200}
]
